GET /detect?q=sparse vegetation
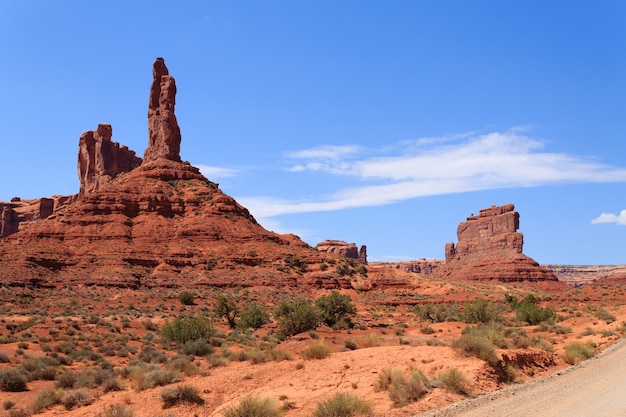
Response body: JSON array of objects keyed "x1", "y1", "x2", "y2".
[
  {"x1": 160, "y1": 385, "x2": 205, "y2": 408},
  {"x1": 161, "y1": 314, "x2": 215, "y2": 344},
  {"x1": 301, "y1": 342, "x2": 331, "y2": 360},
  {"x1": 274, "y1": 297, "x2": 321, "y2": 339},
  {"x1": 563, "y1": 342, "x2": 595, "y2": 364},
  {"x1": 223, "y1": 396, "x2": 282, "y2": 417},
  {"x1": 312, "y1": 392, "x2": 372, "y2": 417}
]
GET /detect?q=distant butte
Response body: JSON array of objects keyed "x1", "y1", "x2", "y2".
[{"x1": 438, "y1": 204, "x2": 559, "y2": 282}]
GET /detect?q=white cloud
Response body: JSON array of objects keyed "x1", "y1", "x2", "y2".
[
  {"x1": 592, "y1": 210, "x2": 626, "y2": 226},
  {"x1": 239, "y1": 129, "x2": 626, "y2": 218},
  {"x1": 195, "y1": 164, "x2": 239, "y2": 180}
]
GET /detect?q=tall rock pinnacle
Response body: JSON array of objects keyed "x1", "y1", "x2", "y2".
[{"x1": 143, "y1": 58, "x2": 182, "y2": 163}]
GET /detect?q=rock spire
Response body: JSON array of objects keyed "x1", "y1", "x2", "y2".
[{"x1": 144, "y1": 57, "x2": 182, "y2": 163}]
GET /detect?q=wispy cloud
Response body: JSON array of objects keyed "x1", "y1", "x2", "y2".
[
  {"x1": 239, "y1": 129, "x2": 626, "y2": 218},
  {"x1": 592, "y1": 210, "x2": 626, "y2": 226},
  {"x1": 196, "y1": 164, "x2": 240, "y2": 180}
]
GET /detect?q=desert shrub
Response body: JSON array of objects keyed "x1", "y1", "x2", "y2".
[
  {"x1": 274, "y1": 298, "x2": 321, "y2": 339},
  {"x1": 96, "y1": 404, "x2": 135, "y2": 417},
  {"x1": 461, "y1": 299, "x2": 503, "y2": 324},
  {"x1": 223, "y1": 396, "x2": 282, "y2": 417},
  {"x1": 161, "y1": 385, "x2": 205, "y2": 408},
  {"x1": 414, "y1": 303, "x2": 459, "y2": 323},
  {"x1": 136, "y1": 369, "x2": 180, "y2": 391},
  {"x1": 452, "y1": 326, "x2": 500, "y2": 368},
  {"x1": 31, "y1": 388, "x2": 63, "y2": 412},
  {"x1": 161, "y1": 314, "x2": 215, "y2": 344},
  {"x1": 138, "y1": 345, "x2": 168, "y2": 364},
  {"x1": 245, "y1": 348, "x2": 291, "y2": 364},
  {"x1": 180, "y1": 339, "x2": 215, "y2": 357},
  {"x1": 594, "y1": 308, "x2": 616, "y2": 324},
  {"x1": 62, "y1": 389, "x2": 94, "y2": 410},
  {"x1": 3, "y1": 400, "x2": 14, "y2": 410},
  {"x1": 215, "y1": 294, "x2": 241, "y2": 329},
  {"x1": 101, "y1": 375, "x2": 125, "y2": 393},
  {"x1": 438, "y1": 369, "x2": 470, "y2": 395},
  {"x1": 563, "y1": 342, "x2": 595, "y2": 364},
  {"x1": 56, "y1": 371, "x2": 78, "y2": 389},
  {"x1": 167, "y1": 355, "x2": 199, "y2": 376},
  {"x1": 301, "y1": 342, "x2": 331, "y2": 360},
  {"x1": 315, "y1": 291, "x2": 356, "y2": 329},
  {"x1": 0, "y1": 353, "x2": 10, "y2": 363},
  {"x1": 374, "y1": 367, "x2": 404, "y2": 392},
  {"x1": 344, "y1": 339, "x2": 358, "y2": 350},
  {"x1": 536, "y1": 323, "x2": 572, "y2": 335},
  {"x1": 0, "y1": 369, "x2": 28, "y2": 392},
  {"x1": 387, "y1": 369, "x2": 429, "y2": 406},
  {"x1": 353, "y1": 333, "x2": 382, "y2": 348},
  {"x1": 312, "y1": 392, "x2": 372, "y2": 417},
  {"x1": 505, "y1": 327, "x2": 531, "y2": 349},
  {"x1": 7, "y1": 409, "x2": 30, "y2": 417},
  {"x1": 238, "y1": 304, "x2": 271, "y2": 330},
  {"x1": 507, "y1": 295, "x2": 555, "y2": 325},
  {"x1": 178, "y1": 291, "x2": 195, "y2": 306}
]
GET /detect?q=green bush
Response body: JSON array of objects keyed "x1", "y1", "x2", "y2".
[
  {"x1": 274, "y1": 298, "x2": 321, "y2": 339},
  {"x1": 594, "y1": 308, "x2": 616, "y2": 324},
  {"x1": 0, "y1": 369, "x2": 28, "y2": 392},
  {"x1": 315, "y1": 291, "x2": 356, "y2": 329},
  {"x1": 312, "y1": 392, "x2": 372, "y2": 417},
  {"x1": 215, "y1": 294, "x2": 241, "y2": 329},
  {"x1": 414, "y1": 303, "x2": 459, "y2": 323},
  {"x1": 161, "y1": 385, "x2": 205, "y2": 408},
  {"x1": 238, "y1": 304, "x2": 270, "y2": 330},
  {"x1": 507, "y1": 295, "x2": 556, "y2": 325},
  {"x1": 462, "y1": 299, "x2": 503, "y2": 324},
  {"x1": 161, "y1": 314, "x2": 215, "y2": 344},
  {"x1": 223, "y1": 396, "x2": 282, "y2": 417},
  {"x1": 178, "y1": 291, "x2": 195, "y2": 306}
]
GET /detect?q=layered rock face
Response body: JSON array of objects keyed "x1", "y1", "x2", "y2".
[
  {"x1": 316, "y1": 240, "x2": 368, "y2": 264},
  {"x1": 439, "y1": 204, "x2": 558, "y2": 282},
  {"x1": 0, "y1": 58, "x2": 353, "y2": 289},
  {"x1": 0, "y1": 197, "x2": 73, "y2": 238},
  {"x1": 143, "y1": 58, "x2": 181, "y2": 163},
  {"x1": 78, "y1": 124, "x2": 142, "y2": 196}
]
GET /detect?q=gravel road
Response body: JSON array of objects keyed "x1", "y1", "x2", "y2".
[{"x1": 419, "y1": 338, "x2": 626, "y2": 417}]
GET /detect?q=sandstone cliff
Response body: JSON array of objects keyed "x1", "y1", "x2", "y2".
[{"x1": 439, "y1": 204, "x2": 558, "y2": 282}]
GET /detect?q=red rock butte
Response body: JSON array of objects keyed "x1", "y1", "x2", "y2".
[
  {"x1": 438, "y1": 204, "x2": 558, "y2": 282},
  {"x1": 0, "y1": 58, "x2": 338, "y2": 288}
]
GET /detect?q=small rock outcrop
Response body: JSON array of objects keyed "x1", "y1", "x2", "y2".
[
  {"x1": 316, "y1": 240, "x2": 367, "y2": 264},
  {"x1": 439, "y1": 204, "x2": 558, "y2": 282},
  {"x1": 0, "y1": 197, "x2": 72, "y2": 238},
  {"x1": 78, "y1": 124, "x2": 142, "y2": 196},
  {"x1": 143, "y1": 58, "x2": 182, "y2": 163}
]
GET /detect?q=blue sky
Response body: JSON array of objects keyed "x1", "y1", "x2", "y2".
[{"x1": 1, "y1": 1, "x2": 625, "y2": 265}]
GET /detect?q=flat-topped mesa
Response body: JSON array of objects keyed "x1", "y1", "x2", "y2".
[
  {"x1": 143, "y1": 58, "x2": 182, "y2": 163},
  {"x1": 78, "y1": 123, "x2": 142, "y2": 196},
  {"x1": 440, "y1": 204, "x2": 558, "y2": 282},
  {"x1": 316, "y1": 240, "x2": 368, "y2": 264}
]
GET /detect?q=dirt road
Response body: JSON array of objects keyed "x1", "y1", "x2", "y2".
[{"x1": 420, "y1": 338, "x2": 626, "y2": 417}]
